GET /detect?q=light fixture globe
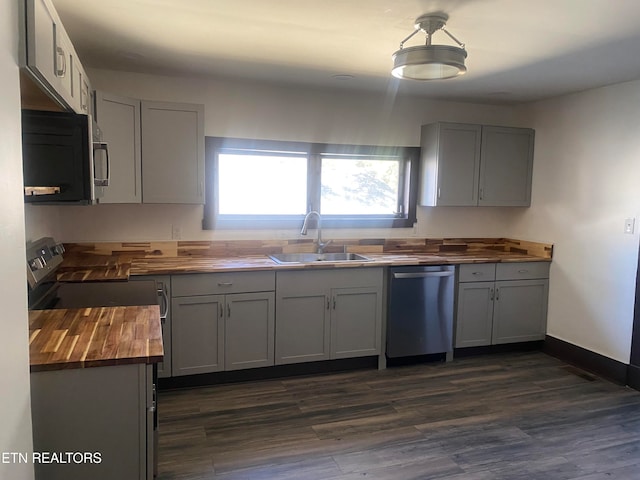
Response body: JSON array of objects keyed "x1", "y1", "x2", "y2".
[
  {"x1": 392, "y1": 45, "x2": 467, "y2": 80},
  {"x1": 392, "y1": 12, "x2": 467, "y2": 81}
]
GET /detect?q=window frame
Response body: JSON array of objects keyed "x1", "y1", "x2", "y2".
[{"x1": 203, "y1": 137, "x2": 419, "y2": 230}]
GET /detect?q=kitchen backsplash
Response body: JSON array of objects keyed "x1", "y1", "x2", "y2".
[{"x1": 63, "y1": 237, "x2": 553, "y2": 259}]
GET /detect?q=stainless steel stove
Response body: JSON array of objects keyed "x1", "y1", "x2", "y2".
[{"x1": 26, "y1": 237, "x2": 158, "y2": 310}]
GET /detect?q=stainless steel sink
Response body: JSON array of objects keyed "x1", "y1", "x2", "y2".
[{"x1": 268, "y1": 252, "x2": 371, "y2": 264}]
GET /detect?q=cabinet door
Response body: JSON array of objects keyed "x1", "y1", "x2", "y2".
[
  {"x1": 455, "y1": 282, "x2": 495, "y2": 348},
  {"x1": 172, "y1": 295, "x2": 224, "y2": 376},
  {"x1": 141, "y1": 101, "x2": 205, "y2": 204},
  {"x1": 479, "y1": 126, "x2": 534, "y2": 206},
  {"x1": 275, "y1": 292, "x2": 330, "y2": 365},
  {"x1": 420, "y1": 123, "x2": 481, "y2": 206},
  {"x1": 30, "y1": 364, "x2": 149, "y2": 480},
  {"x1": 76, "y1": 64, "x2": 91, "y2": 114},
  {"x1": 492, "y1": 279, "x2": 548, "y2": 343},
  {"x1": 331, "y1": 286, "x2": 381, "y2": 359},
  {"x1": 225, "y1": 292, "x2": 275, "y2": 370},
  {"x1": 26, "y1": 0, "x2": 71, "y2": 108},
  {"x1": 96, "y1": 91, "x2": 142, "y2": 203}
]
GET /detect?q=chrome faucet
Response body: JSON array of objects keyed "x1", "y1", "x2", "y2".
[{"x1": 301, "y1": 211, "x2": 332, "y2": 254}]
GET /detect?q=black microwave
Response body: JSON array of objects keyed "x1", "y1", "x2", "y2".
[{"x1": 22, "y1": 110, "x2": 109, "y2": 204}]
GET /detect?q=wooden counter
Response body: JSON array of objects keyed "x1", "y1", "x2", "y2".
[
  {"x1": 29, "y1": 305, "x2": 163, "y2": 372},
  {"x1": 127, "y1": 250, "x2": 549, "y2": 276},
  {"x1": 60, "y1": 237, "x2": 553, "y2": 279}
]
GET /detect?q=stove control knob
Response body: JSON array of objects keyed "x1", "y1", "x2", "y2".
[
  {"x1": 30, "y1": 257, "x2": 45, "y2": 271},
  {"x1": 53, "y1": 243, "x2": 65, "y2": 255}
]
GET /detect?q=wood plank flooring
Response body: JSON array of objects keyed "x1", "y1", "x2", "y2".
[{"x1": 157, "y1": 352, "x2": 640, "y2": 479}]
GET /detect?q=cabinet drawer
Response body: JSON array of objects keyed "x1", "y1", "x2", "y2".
[
  {"x1": 496, "y1": 262, "x2": 549, "y2": 280},
  {"x1": 458, "y1": 263, "x2": 496, "y2": 282},
  {"x1": 172, "y1": 271, "x2": 275, "y2": 296}
]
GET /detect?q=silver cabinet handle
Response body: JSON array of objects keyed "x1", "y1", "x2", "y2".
[
  {"x1": 471, "y1": 272, "x2": 483, "y2": 276},
  {"x1": 326, "y1": 296, "x2": 330, "y2": 310},
  {"x1": 227, "y1": 303, "x2": 231, "y2": 317},
  {"x1": 479, "y1": 187, "x2": 484, "y2": 200},
  {"x1": 332, "y1": 296, "x2": 336, "y2": 310},
  {"x1": 490, "y1": 287, "x2": 494, "y2": 300},
  {"x1": 93, "y1": 142, "x2": 110, "y2": 187},
  {"x1": 55, "y1": 46, "x2": 67, "y2": 77},
  {"x1": 393, "y1": 271, "x2": 454, "y2": 279},
  {"x1": 517, "y1": 269, "x2": 529, "y2": 274},
  {"x1": 158, "y1": 285, "x2": 169, "y2": 320},
  {"x1": 495, "y1": 288, "x2": 500, "y2": 300},
  {"x1": 217, "y1": 282, "x2": 233, "y2": 286},
  {"x1": 219, "y1": 303, "x2": 223, "y2": 318}
]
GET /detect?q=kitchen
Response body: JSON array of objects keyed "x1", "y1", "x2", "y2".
[{"x1": 4, "y1": 0, "x2": 640, "y2": 479}]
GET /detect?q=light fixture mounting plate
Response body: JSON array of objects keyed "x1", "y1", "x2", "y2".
[{"x1": 415, "y1": 13, "x2": 449, "y2": 34}]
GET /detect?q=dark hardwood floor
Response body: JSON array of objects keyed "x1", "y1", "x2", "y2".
[{"x1": 157, "y1": 352, "x2": 640, "y2": 479}]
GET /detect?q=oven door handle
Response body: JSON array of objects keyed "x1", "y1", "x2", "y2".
[{"x1": 158, "y1": 285, "x2": 169, "y2": 322}]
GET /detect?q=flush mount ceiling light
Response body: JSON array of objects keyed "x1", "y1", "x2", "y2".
[{"x1": 392, "y1": 13, "x2": 467, "y2": 81}]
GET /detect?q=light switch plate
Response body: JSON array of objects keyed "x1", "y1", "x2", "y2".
[
  {"x1": 624, "y1": 218, "x2": 635, "y2": 234},
  {"x1": 171, "y1": 225, "x2": 182, "y2": 240}
]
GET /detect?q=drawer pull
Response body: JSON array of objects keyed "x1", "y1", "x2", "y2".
[
  {"x1": 517, "y1": 269, "x2": 529, "y2": 274},
  {"x1": 217, "y1": 282, "x2": 233, "y2": 286},
  {"x1": 472, "y1": 272, "x2": 483, "y2": 275}
]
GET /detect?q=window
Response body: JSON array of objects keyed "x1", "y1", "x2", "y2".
[
  {"x1": 218, "y1": 152, "x2": 307, "y2": 215},
  {"x1": 204, "y1": 137, "x2": 419, "y2": 229}
]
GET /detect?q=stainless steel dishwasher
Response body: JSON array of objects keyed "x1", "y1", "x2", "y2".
[{"x1": 386, "y1": 265, "x2": 455, "y2": 358}]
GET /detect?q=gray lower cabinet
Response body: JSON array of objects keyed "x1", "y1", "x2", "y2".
[
  {"x1": 171, "y1": 272, "x2": 275, "y2": 375},
  {"x1": 225, "y1": 292, "x2": 275, "y2": 370},
  {"x1": 275, "y1": 268, "x2": 383, "y2": 365},
  {"x1": 30, "y1": 364, "x2": 154, "y2": 480},
  {"x1": 455, "y1": 263, "x2": 549, "y2": 347},
  {"x1": 171, "y1": 294, "x2": 225, "y2": 376}
]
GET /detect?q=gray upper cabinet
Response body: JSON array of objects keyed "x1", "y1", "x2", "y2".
[
  {"x1": 22, "y1": 0, "x2": 90, "y2": 113},
  {"x1": 275, "y1": 268, "x2": 383, "y2": 365},
  {"x1": 93, "y1": 97, "x2": 205, "y2": 204},
  {"x1": 479, "y1": 126, "x2": 534, "y2": 206},
  {"x1": 95, "y1": 91, "x2": 142, "y2": 203},
  {"x1": 420, "y1": 123, "x2": 481, "y2": 206},
  {"x1": 141, "y1": 101, "x2": 205, "y2": 204},
  {"x1": 419, "y1": 122, "x2": 534, "y2": 207}
]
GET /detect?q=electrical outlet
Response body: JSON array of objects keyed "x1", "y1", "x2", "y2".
[
  {"x1": 171, "y1": 225, "x2": 182, "y2": 240},
  {"x1": 624, "y1": 218, "x2": 635, "y2": 235}
]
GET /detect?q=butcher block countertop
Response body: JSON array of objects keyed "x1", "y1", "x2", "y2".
[
  {"x1": 29, "y1": 305, "x2": 163, "y2": 372},
  {"x1": 128, "y1": 250, "x2": 549, "y2": 276},
  {"x1": 56, "y1": 237, "x2": 551, "y2": 279}
]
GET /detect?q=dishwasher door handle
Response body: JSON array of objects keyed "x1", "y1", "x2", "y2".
[{"x1": 392, "y1": 271, "x2": 454, "y2": 279}]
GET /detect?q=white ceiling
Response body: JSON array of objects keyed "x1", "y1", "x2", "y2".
[{"x1": 52, "y1": 0, "x2": 640, "y2": 104}]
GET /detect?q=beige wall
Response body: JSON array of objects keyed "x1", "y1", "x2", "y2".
[
  {"x1": 512, "y1": 80, "x2": 640, "y2": 363},
  {"x1": 26, "y1": 68, "x2": 527, "y2": 242},
  {"x1": 0, "y1": 0, "x2": 34, "y2": 477}
]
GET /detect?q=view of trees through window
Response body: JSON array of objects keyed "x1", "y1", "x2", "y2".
[{"x1": 321, "y1": 157, "x2": 400, "y2": 215}]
